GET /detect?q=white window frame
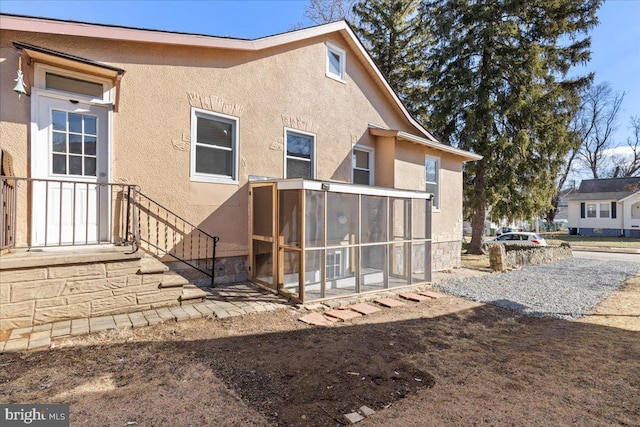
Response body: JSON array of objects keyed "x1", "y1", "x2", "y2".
[
  {"x1": 586, "y1": 203, "x2": 597, "y2": 218},
  {"x1": 34, "y1": 63, "x2": 113, "y2": 104},
  {"x1": 190, "y1": 107, "x2": 239, "y2": 184},
  {"x1": 599, "y1": 203, "x2": 610, "y2": 218},
  {"x1": 425, "y1": 155, "x2": 440, "y2": 210},
  {"x1": 284, "y1": 127, "x2": 316, "y2": 179},
  {"x1": 326, "y1": 42, "x2": 346, "y2": 83},
  {"x1": 352, "y1": 145, "x2": 374, "y2": 186}
]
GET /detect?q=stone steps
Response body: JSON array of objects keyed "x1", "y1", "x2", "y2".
[{"x1": 180, "y1": 284, "x2": 208, "y2": 303}]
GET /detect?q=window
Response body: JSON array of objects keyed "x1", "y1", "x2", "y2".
[
  {"x1": 326, "y1": 42, "x2": 346, "y2": 82},
  {"x1": 425, "y1": 156, "x2": 440, "y2": 209},
  {"x1": 587, "y1": 204, "x2": 597, "y2": 218},
  {"x1": 46, "y1": 73, "x2": 104, "y2": 98},
  {"x1": 352, "y1": 146, "x2": 373, "y2": 185},
  {"x1": 51, "y1": 110, "x2": 98, "y2": 177},
  {"x1": 285, "y1": 129, "x2": 315, "y2": 179},
  {"x1": 190, "y1": 108, "x2": 238, "y2": 183},
  {"x1": 599, "y1": 203, "x2": 610, "y2": 218}
]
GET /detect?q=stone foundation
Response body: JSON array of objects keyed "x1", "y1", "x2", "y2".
[
  {"x1": 165, "y1": 255, "x2": 248, "y2": 286},
  {"x1": 432, "y1": 240, "x2": 462, "y2": 271},
  {"x1": 489, "y1": 244, "x2": 573, "y2": 272},
  {"x1": 0, "y1": 250, "x2": 190, "y2": 330}
]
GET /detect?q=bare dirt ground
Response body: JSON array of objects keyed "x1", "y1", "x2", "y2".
[{"x1": 1, "y1": 278, "x2": 639, "y2": 427}]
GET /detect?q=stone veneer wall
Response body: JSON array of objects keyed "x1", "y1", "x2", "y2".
[
  {"x1": 0, "y1": 252, "x2": 183, "y2": 330},
  {"x1": 164, "y1": 255, "x2": 248, "y2": 286},
  {"x1": 488, "y1": 244, "x2": 573, "y2": 272},
  {"x1": 432, "y1": 240, "x2": 462, "y2": 271}
]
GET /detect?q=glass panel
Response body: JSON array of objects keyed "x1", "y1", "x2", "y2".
[
  {"x1": 412, "y1": 242, "x2": 428, "y2": 283},
  {"x1": 84, "y1": 115, "x2": 97, "y2": 135},
  {"x1": 287, "y1": 158, "x2": 311, "y2": 179},
  {"x1": 361, "y1": 245, "x2": 386, "y2": 292},
  {"x1": 84, "y1": 157, "x2": 96, "y2": 176},
  {"x1": 252, "y1": 186, "x2": 273, "y2": 237},
  {"x1": 353, "y1": 169, "x2": 370, "y2": 185},
  {"x1": 328, "y1": 50, "x2": 341, "y2": 76},
  {"x1": 587, "y1": 204, "x2": 596, "y2": 218},
  {"x1": 69, "y1": 134, "x2": 82, "y2": 154},
  {"x1": 287, "y1": 132, "x2": 312, "y2": 159},
  {"x1": 197, "y1": 116, "x2": 233, "y2": 148},
  {"x1": 52, "y1": 132, "x2": 66, "y2": 153},
  {"x1": 282, "y1": 250, "x2": 300, "y2": 298},
  {"x1": 426, "y1": 182, "x2": 438, "y2": 209},
  {"x1": 390, "y1": 198, "x2": 410, "y2": 241},
  {"x1": 52, "y1": 154, "x2": 66, "y2": 174},
  {"x1": 412, "y1": 199, "x2": 427, "y2": 239},
  {"x1": 389, "y1": 242, "x2": 410, "y2": 288},
  {"x1": 279, "y1": 190, "x2": 300, "y2": 247},
  {"x1": 253, "y1": 240, "x2": 274, "y2": 285},
  {"x1": 325, "y1": 247, "x2": 357, "y2": 298},
  {"x1": 599, "y1": 203, "x2": 610, "y2": 218},
  {"x1": 52, "y1": 110, "x2": 66, "y2": 131},
  {"x1": 68, "y1": 113, "x2": 82, "y2": 133},
  {"x1": 305, "y1": 190, "x2": 325, "y2": 247},
  {"x1": 426, "y1": 159, "x2": 437, "y2": 183},
  {"x1": 195, "y1": 146, "x2": 232, "y2": 176},
  {"x1": 304, "y1": 249, "x2": 323, "y2": 301},
  {"x1": 327, "y1": 192, "x2": 359, "y2": 246},
  {"x1": 69, "y1": 155, "x2": 82, "y2": 175},
  {"x1": 354, "y1": 149, "x2": 369, "y2": 169},
  {"x1": 46, "y1": 73, "x2": 104, "y2": 97},
  {"x1": 362, "y1": 195, "x2": 387, "y2": 243},
  {"x1": 84, "y1": 136, "x2": 97, "y2": 156}
]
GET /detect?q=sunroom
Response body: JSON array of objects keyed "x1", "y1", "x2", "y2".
[{"x1": 249, "y1": 179, "x2": 432, "y2": 303}]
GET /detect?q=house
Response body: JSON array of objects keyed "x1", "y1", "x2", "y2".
[
  {"x1": 566, "y1": 177, "x2": 640, "y2": 237},
  {"x1": 0, "y1": 13, "x2": 481, "y2": 318}
]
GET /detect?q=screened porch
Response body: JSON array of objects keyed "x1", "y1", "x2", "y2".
[{"x1": 249, "y1": 179, "x2": 432, "y2": 303}]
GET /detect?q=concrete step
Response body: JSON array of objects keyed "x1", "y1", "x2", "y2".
[
  {"x1": 138, "y1": 256, "x2": 169, "y2": 274},
  {"x1": 180, "y1": 284, "x2": 208, "y2": 303},
  {"x1": 159, "y1": 272, "x2": 190, "y2": 288}
]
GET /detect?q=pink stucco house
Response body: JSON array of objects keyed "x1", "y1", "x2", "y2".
[{"x1": 0, "y1": 13, "x2": 480, "y2": 313}]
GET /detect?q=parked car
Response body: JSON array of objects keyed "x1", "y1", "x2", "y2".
[{"x1": 489, "y1": 232, "x2": 547, "y2": 246}]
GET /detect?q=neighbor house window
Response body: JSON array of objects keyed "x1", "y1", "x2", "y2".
[
  {"x1": 587, "y1": 203, "x2": 597, "y2": 218},
  {"x1": 285, "y1": 129, "x2": 315, "y2": 179},
  {"x1": 326, "y1": 42, "x2": 346, "y2": 82},
  {"x1": 599, "y1": 203, "x2": 610, "y2": 218},
  {"x1": 352, "y1": 146, "x2": 373, "y2": 185},
  {"x1": 425, "y1": 156, "x2": 440, "y2": 209},
  {"x1": 190, "y1": 108, "x2": 239, "y2": 183}
]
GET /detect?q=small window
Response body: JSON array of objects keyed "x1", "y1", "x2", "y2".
[
  {"x1": 190, "y1": 108, "x2": 238, "y2": 183},
  {"x1": 46, "y1": 73, "x2": 104, "y2": 98},
  {"x1": 285, "y1": 129, "x2": 315, "y2": 179},
  {"x1": 51, "y1": 110, "x2": 98, "y2": 177},
  {"x1": 326, "y1": 42, "x2": 346, "y2": 82},
  {"x1": 599, "y1": 203, "x2": 610, "y2": 218},
  {"x1": 352, "y1": 146, "x2": 373, "y2": 185},
  {"x1": 425, "y1": 156, "x2": 440, "y2": 209},
  {"x1": 587, "y1": 204, "x2": 597, "y2": 218}
]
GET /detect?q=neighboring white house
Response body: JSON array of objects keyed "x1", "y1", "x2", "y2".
[{"x1": 567, "y1": 177, "x2": 640, "y2": 237}]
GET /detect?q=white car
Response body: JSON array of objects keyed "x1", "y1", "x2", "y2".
[{"x1": 489, "y1": 232, "x2": 547, "y2": 246}]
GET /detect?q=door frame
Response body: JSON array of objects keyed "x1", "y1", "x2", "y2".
[{"x1": 30, "y1": 63, "x2": 114, "y2": 247}]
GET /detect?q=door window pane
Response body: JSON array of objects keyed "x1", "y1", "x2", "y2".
[
  {"x1": 69, "y1": 113, "x2": 83, "y2": 133},
  {"x1": 52, "y1": 110, "x2": 66, "y2": 131},
  {"x1": 52, "y1": 154, "x2": 66, "y2": 174},
  {"x1": 84, "y1": 136, "x2": 97, "y2": 155},
  {"x1": 69, "y1": 156, "x2": 82, "y2": 175},
  {"x1": 69, "y1": 134, "x2": 82, "y2": 154},
  {"x1": 84, "y1": 157, "x2": 97, "y2": 176},
  {"x1": 52, "y1": 132, "x2": 66, "y2": 153}
]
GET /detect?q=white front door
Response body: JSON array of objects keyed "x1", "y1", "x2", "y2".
[{"x1": 32, "y1": 95, "x2": 109, "y2": 246}]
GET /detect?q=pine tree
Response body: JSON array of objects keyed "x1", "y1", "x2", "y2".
[
  {"x1": 352, "y1": 0, "x2": 429, "y2": 116},
  {"x1": 422, "y1": 0, "x2": 601, "y2": 253}
]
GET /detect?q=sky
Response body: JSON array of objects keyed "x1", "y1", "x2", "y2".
[{"x1": 1, "y1": 0, "x2": 639, "y2": 144}]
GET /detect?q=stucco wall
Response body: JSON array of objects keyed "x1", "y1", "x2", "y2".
[{"x1": 1, "y1": 28, "x2": 468, "y2": 261}]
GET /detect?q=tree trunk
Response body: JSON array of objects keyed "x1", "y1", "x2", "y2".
[{"x1": 467, "y1": 159, "x2": 488, "y2": 254}]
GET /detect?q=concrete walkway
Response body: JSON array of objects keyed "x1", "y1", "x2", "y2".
[{"x1": 0, "y1": 282, "x2": 290, "y2": 353}]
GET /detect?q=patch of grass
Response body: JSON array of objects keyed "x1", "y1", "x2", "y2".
[
  {"x1": 541, "y1": 232, "x2": 640, "y2": 248},
  {"x1": 461, "y1": 253, "x2": 490, "y2": 269}
]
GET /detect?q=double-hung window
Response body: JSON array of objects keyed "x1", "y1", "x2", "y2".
[
  {"x1": 285, "y1": 129, "x2": 315, "y2": 179},
  {"x1": 326, "y1": 42, "x2": 346, "y2": 82},
  {"x1": 190, "y1": 108, "x2": 238, "y2": 183},
  {"x1": 425, "y1": 156, "x2": 440, "y2": 209},
  {"x1": 352, "y1": 146, "x2": 373, "y2": 185}
]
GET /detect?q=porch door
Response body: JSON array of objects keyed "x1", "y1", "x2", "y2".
[
  {"x1": 250, "y1": 183, "x2": 278, "y2": 290},
  {"x1": 33, "y1": 96, "x2": 109, "y2": 246}
]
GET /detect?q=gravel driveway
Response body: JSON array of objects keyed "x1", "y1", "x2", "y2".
[{"x1": 435, "y1": 258, "x2": 640, "y2": 320}]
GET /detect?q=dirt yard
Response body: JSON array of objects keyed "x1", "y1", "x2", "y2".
[{"x1": 1, "y1": 283, "x2": 638, "y2": 427}]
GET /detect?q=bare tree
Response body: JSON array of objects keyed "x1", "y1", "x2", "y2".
[
  {"x1": 577, "y1": 82, "x2": 625, "y2": 178},
  {"x1": 610, "y1": 115, "x2": 640, "y2": 177},
  {"x1": 304, "y1": 0, "x2": 358, "y2": 24}
]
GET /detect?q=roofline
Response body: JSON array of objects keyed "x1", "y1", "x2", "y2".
[
  {"x1": 369, "y1": 128, "x2": 482, "y2": 161},
  {"x1": 619, "y1": 191, "x2": 640, "y2": 202},
  {"x1": 0, "y1": 13, "x2": 440, "y2": 143}
]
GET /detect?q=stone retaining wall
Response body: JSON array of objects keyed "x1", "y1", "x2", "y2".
[
  {"x1": 0, "y1": 252, "x2": 183, "y2": 330},
  {"x1": 488, "y1": 244, "x2": 573, "y2": 272}
]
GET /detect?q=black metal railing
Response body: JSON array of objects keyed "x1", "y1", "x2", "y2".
[
  {"x1": 123, "y1": 189, "x2": 219, "y2": 286},
  {"x1": 0, "y1": 176, "x2": 219, "y2": 285}
]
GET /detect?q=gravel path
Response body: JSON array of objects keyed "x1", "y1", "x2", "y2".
[{"x1": 434, "y1": 258, "x2": 640, "y2": 320}]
